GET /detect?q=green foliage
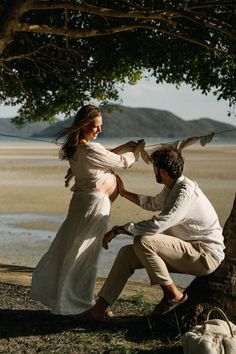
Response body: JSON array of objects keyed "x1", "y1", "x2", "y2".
[{"x1": 0, "y1": 0, "x2": 235, "y2": 123}]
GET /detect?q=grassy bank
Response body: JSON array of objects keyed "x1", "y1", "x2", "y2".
[{"x1": 0, "y1": 283, "x2": 183, "y2": 354}]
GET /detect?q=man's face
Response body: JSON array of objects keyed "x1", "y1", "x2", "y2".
[{"x1": 153, "y1": 165, "x2": 163, "y2": 184}]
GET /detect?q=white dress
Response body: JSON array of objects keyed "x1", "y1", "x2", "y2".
[{"x1": 31, "y1": 142, "x2": 135, "y2": 315}]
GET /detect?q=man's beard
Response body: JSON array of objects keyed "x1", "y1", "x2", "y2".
[{"x1": 155, "y1": 170, "x2": 163, "y2": 184}]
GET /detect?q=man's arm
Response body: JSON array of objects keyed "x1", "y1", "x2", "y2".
[
  {"x1": 116, "y1": 175, "x2": 140, "y2": 206},
  {"x1": 117, "y1": 175, "x2": 166, "y2": 210},
  {"x1": 124, "y1": 184, "x2": 192, "y2": 237}
]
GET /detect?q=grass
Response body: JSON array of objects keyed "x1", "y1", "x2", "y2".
[{"x1": 0, "y1": 284, "x2": 184, "y2": 353}]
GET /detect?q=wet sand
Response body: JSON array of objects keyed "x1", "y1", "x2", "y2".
[{"x1": 0, "y1": 141, "x2": 235, "y2": 288}]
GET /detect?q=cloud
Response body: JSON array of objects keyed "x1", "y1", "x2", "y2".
[{"x1": 119, "y1": 79, "x2": 231, "y2": 123}]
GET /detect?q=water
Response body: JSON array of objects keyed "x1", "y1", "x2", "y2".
[
  {"x1": 0, "y1": 134, "x2": 235, "y2": 146},
  {"x1": 97, "y1": 136, "x2": 236, "y2": 147},
  {"x1": 0, "y1": 213, "x2": 194, "y2": 288}
]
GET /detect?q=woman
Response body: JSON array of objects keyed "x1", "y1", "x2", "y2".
[{"x1": 31, "y1": 104, "x2": 143, "y2": 315}]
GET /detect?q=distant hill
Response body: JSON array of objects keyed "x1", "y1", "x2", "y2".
[
  {"x1": 0, "y1": 118, "x2": 50, "y2": 138},
  {"x1": 35, "y1": 106, "x2": 236, "y2": 138},
  {"x1": 0, "y1": 106, "x2": 235, "y2": 139}
]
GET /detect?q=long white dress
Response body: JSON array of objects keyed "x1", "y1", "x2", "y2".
[{"x1": 31, "y1": 142, "x2": 136, "y2": 315}]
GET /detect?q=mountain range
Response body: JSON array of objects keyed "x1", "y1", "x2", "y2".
[{"x1": 0, "y1": 106, "x2": 235, "y2": 139}]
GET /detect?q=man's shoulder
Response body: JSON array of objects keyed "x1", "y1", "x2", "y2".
[
  {"x1": 177, "y1": 176, "x2": 198, "y2": 193},
  {"x1": 177, "y1": 175, "x2": 195, "y2": 186}
]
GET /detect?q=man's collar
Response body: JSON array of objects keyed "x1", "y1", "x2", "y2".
[
  {"x1": 171, "y1": 175, "x2": 185, "y2": 189},
  {"x1": 177, "y1": 175, "x2": 185, "y2": 183}
]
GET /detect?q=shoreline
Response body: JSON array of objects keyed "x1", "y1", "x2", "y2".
[{"x1": 0, "y1": 263, "x2": 163, "y2": 303}]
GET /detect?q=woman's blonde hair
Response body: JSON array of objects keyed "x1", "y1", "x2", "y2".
[{"x1": 56, "y1": 105, "x2": 101, "y2": 160}]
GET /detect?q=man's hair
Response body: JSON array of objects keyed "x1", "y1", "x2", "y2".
[{"x1": 150, "y1": 146, "x2": 184, "y2": 179}]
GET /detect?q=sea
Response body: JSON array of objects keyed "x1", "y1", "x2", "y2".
[
  {"x1": 0, "y1": 134, "x2": 235, "y2": 146},
  {"x1": 0, "y1": 134, "x2": 235, "y2": 289}
]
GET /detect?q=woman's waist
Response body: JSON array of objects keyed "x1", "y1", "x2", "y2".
[{"x1": 72, "y1": 173, "x2": 117, "y2": 193}]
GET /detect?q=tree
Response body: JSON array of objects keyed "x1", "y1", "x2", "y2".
[{"x1": 0, "y1": 0, "x2": 235, "y2": 124}]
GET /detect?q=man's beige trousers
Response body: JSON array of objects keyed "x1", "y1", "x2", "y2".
[{"x1": 98, "y1": 234, "x2": 219, "y2": 305}]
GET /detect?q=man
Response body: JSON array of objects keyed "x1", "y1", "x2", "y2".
[{"x1": 88, "y1": 146, "x2": 225, "y2": 321}]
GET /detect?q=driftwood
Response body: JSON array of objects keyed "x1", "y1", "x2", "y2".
[{"x1": 154, "y1": 195, "x2": 236, "y2": 338}]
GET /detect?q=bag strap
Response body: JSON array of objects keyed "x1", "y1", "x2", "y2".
[{"x1": 206, "y1": 307, "x2": 234, "y2": 338}]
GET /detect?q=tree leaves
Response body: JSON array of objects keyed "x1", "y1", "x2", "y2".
[{"x1": 0, "y1": 0, "x2": 235, "y2": 123}]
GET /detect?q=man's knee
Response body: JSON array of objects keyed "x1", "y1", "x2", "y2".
[
  {"x1": 134, "y1": 234, "x2": 161, "y2": 255},
  {"x1": 116, "y1": 244, "x2": 134, "y2": 260},
  {"x1": 134, "y1": 235, "x2": 152, "y2": 252}
]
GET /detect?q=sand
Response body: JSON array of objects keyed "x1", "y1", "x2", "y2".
[
  {"x1": 0, "y1": 141, "x2": 235, "y2": 294},
  {"x1": 0, "y1": 141, "x2": 235, "y2": 223}
]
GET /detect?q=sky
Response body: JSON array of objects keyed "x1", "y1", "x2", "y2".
[
  {"x1": 118, "y1": 78, "x2": 233, "y2": 124},
  {"x1": 0, "y1": 78, "x2": 234, "y2": 125}
]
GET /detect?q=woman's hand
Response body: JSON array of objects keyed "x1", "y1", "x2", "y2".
[
  {"x1": 133, "y1": 139, "x2": 145, "y2": 154},
  {"x1": 123, "y1": 140, "x2": 137, "y2": 150},
  {"x1": 116, "y1": 175, "x2": 125, "y2": 197},
  {"x1": 110, "y1": 139, "x2": 145, "y2": 154},
  {"x1": 64, "y1": 167, "x2": 73, "y2": 187},
  {"x1": 102, "y1": 229, "x2": 117, "y2": 250}
]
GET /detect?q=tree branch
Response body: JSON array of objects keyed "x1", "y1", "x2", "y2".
[
  {"x1": 16, "y1": 22, "x2": 142, "y2": 39},
  {"x1": 0, "y1": 0, "x2": 30, "y2": 54},
  {"x1": 0, "y1": 1, "x2": 235, "y2": 56},
  {"x1": 178, "y1": 9, "x2": 236, "y2": 42},
  {"x1": 16, "y1": 22, "x2": 234, "y2": 57},
  {"x1": 0, "y1": 61, "x2": 29, "y2": 98},
  {"x1": 0, "y1": 43, "x2": 85, "y2": 63},
  {"x1": 26, "y1": 2, "x2": 236, "y2": 44}
]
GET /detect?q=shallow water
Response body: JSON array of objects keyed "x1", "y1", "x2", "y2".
[{"x1": 0, "y1": 213, "x2": 194, "y2": 288}]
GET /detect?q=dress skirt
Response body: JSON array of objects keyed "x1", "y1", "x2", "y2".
[{"x1": 31, "y1": 190, "x2": 111, "y2": 315}]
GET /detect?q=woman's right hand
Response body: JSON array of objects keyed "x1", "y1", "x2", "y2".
[{"x1": 64, "y1": 167, "x2": 73, "y2": 187}]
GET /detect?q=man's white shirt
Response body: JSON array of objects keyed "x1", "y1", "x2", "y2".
[{"x1": 123, "y1": 175, "x2": 225, "y2": 264}]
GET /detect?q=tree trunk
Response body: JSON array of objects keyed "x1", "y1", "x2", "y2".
[{"x1": 155, "y1": 195, "x2": 236, "y2": 338}]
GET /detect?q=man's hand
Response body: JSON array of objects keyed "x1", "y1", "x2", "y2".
[
  {"x1": 102, "y1": 230, "x2": 116, "y2": 250},
  {"x1": 102, "y1": 226, "x2": 131, "y2": 249}
]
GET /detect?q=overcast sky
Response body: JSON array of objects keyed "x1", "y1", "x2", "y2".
[
  {"x1": 118, "y1": 78, "x2": 233, "y2": 124},
  {"x1": 0, "y1": 78, "x2": 234, "y2": 125}
]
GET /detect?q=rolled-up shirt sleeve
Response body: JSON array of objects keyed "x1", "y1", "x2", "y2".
[
  {"x1": 123, "y1": 185, "x2": 192, "y2": 236},
  {"x1": 138, "y1": 187, "x2": 167, "y2": 211}
]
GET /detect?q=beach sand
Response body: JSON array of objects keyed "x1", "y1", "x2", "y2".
[
  {"x1": 0, "y1": 142, "x2": 235, "y2": 221},
  {"x1": 0, "y1": 141, "x2": 235, "y2": 297}
]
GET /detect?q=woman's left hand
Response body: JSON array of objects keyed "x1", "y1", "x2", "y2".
[{"x1": 124, "y1": 140, "x2": 137, "y2": 150}]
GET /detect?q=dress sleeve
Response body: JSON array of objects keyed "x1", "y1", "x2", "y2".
[
  {"x1": 123, "y1": 184, "x2": 192, "y2": 236},
  {"x1": 86, "y1": 142, "x2": 135, "y2": 169}
]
